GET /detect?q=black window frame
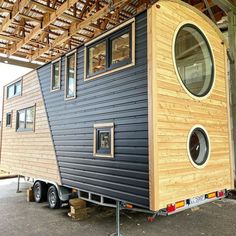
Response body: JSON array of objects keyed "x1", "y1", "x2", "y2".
[
  {"x1": 109, "y1": 26, "x2": 132, "y2": 70},
  {"x1": 86, "y1": 25, "x2": 132, "y2": 78},
  {"x1": 174, "y1": 23, "x2": 215, "y2": 98},
  {"x1": 16, "y1": 106, "x2": 35, "y2": 132},
  {"x1": 7, "y1": 80, "x2": 22, "y2": 99},
  {"x1": 188, "y1": 127, "x2": 209, "y2": 167},
  {"x1": 51, "y1": 59, "x2": 61, "y2": 91},
  {"x1": 6, "y1": 111, "x2": 12, "y2": 128},
  {"x1": 96, "y1": 128, "x2": 112, "y2": 155},
  {"x1": 65, "y1": 50, "x2": 77, "y2": 100}
]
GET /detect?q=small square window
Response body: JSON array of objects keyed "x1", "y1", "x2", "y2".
[
  {"x1": 93, "y1": 123, "x2": 114, "y2": 158},
  {"x1": 51, "y1": 60, "x2": 61, "y2": 91},
  {"x1": 6, "y1": 112, "x2": 12, "y2": 128}
]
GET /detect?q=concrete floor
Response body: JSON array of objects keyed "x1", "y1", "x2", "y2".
[{"x1": 0, "y1": 178, "x2": 236, "y2": 236}]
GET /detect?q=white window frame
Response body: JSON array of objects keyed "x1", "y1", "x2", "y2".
[
  {"x1": 93, "y1": 123, "x2": 114, "y2": 158},
  {"x1": 51, "y1": 58, "x2": 61, "y2": 92},
  {"x1": 65, "y1": 50, "x2": 77, "y2": 100}
]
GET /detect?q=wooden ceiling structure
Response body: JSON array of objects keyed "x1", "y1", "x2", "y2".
[{"x1": 0, "y1": 0, "x2": 235, "y2": 66}]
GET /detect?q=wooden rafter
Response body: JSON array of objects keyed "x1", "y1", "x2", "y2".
[
  {"x1": 10, "y1": 0, "x2": 79, "y2": 55},
  {"x1": 0, "y1": 0, "x2": 233, "y2": 64},
  {"x1": 0, "y1": 0, "x2": 31, "y2": 33}
]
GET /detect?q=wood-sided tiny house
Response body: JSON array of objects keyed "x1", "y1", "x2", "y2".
[{"x1": 0, "y1": 0, "x2": 234, "y2": 213}]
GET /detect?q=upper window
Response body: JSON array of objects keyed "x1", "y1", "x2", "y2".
[
  {"x1": 65, "y1": 52, "x2": 76, "y2": 99},
  {"x1": 89, "y1": 41, "x2": 106, "y2": 75},
  {"x1": 87, "y1": 25, "x2": 132, "y2": 78},
  {"x1": 7, "y1": 80, "x2": 22, "y2": 99},
  {"x1": 6, "y1": 112, "x2": 12, "y2": 128},
  {"x1": 174, "y1": 24, "x2": 214, "y2": 98},
  {"x1": 111, "y1": 31, "x2": 131, "y2": 66},
  {"x1": 51, "y1": 60, "x2": 61, "y2": 91},
  {"x1": 16, "y1": 106, "x2": 35, "y2": 132}
]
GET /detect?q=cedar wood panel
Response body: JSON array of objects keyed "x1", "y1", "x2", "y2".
[
  {"x1": 148, "y1": 0, "x2": 233, "y2": 211},
  {"x1": 0, "y1": 71, "x2": 61, "y2": 184}
]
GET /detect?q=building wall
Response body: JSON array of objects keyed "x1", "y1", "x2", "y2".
[
  {"x1": 37, "y1": 12, "x2": 149, "y2": 208},
  {"x1": 0, "y1": 71, "x2": 61, "y2": 184},
  {"x1": 148, "y1": 0, "x2": 233, "y2": 211}
]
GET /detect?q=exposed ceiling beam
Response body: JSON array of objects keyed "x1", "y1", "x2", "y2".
[
  {"x1": 0, "y1": 0, "x2": 31, "y2": 33},
  {"x1": 10, "y1": 0, "x2": 79, "y2": 56},
  {"x1": 30, "y1": 0, "x2": 133, "y2": 60},
  {"x1": 203, "y1": 0, "x2": 217, "y2": 23},
  {"x1": 0, "y1": 56, "x2": 40, "y2": 69},
  {"x1": 0, "y1": 34, "x2": 22, "y2": 42},
  {"x1": 213, "y1": 0, "x2": 236, "y2": 12}
]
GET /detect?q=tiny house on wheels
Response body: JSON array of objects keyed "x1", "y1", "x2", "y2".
[{"x1": 0, "y1": 0, "x2": 234, "y2": 215}]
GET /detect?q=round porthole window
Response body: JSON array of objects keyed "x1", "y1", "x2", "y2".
[
  {"x1": 174, "y1": 24, "x2": 214, "y2": 98},
  {"x1": 188, "y1": 126, "x2": 210, "y2": 168}
]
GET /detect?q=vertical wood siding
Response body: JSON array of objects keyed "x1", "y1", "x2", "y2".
[
  {"x1": 37, "y1": 12, "x2": 149, "y2": 208},
  {"x1": 0, "y1": 71, "x2": 61, "y2": 184}
]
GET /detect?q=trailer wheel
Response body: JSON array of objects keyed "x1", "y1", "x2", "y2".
[
  {"x1": 47, "y1": 185, "x2": 60, "y2": 209},
  {"x1": 33, "y1": 181, "x2": 47, "y2": 203}
]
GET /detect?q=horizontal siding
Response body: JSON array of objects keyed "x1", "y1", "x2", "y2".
[
  {"x1": 0, "y1": 71, "x2": 61, "y2": 184},
  {"x1": 37, "y1": 12, "x2": 149, "y2": 208}
]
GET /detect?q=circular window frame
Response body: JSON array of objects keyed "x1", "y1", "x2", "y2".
[
  {"x1": 187, "y1": 125, "x2": 211, "y2": 169},
  {"x1": 172, "y1": 21, "x2": 216, "y2": 100}
]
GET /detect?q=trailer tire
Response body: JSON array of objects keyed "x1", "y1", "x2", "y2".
[
  {"x1": 33, "y1": 181, "x2": 47, "y2": 203},
  {"x1": 47, "y1": 185, "x2": 61, "y2": 209}
]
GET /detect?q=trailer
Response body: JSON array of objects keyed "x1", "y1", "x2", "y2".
[{"x1": 0, "y1": 0, "x2": 234, "y2": 217}]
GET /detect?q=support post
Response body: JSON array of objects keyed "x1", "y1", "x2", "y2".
[
  {"x1": 16, "y1": 175, "x2": 21, "y2": 193},
  {"x1": 111, "y1": 201, "x2": 122, "y2": 236},
  {"x1": 228, "y1": 11, "x2": 236, "y2": 184}
]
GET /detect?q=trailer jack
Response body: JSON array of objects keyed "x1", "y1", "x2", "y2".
[
  {"x1": 111, "y1": 201, "x2": 123, "y2": 236},
  {"x1": 16, "y1": 175, "x2": 21, "y2": 193}
]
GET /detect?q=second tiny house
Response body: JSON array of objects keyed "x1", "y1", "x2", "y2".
[{"x1": 0, "y1": 0, "x2": 234, "y2": 214}]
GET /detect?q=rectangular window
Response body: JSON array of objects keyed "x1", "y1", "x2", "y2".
[
  {"x1": 93, "y1": 123, "x2": 114, "y2": 158},
  {"x1": 51, "y1": 59, "x2": 61, "y2": 91},
  {"x1": 88, "y1": 41, "x2": 107, "y2": 75},
  {"x1": 111, "y1": 31, "x2": 131, "y2": 67},
  {"x1": 65, "y1": 51, "x2": 76, "y2": 99},
  {"x1": 6, "y1": 112, "x2": 12, "y2": 128},
  {"x1": 16, "y1": 106, "x2": 35, "y2": 132},
  {"x1": 86, "y1": 23, "x2": 134, "y2": 79},
  {"x1": 7, "y1": 80, "x2": 22, "y2": 99}
]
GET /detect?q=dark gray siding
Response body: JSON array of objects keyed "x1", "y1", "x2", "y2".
[{"x1": 37, "y1": 12, "x2": 149, "y2": 208}]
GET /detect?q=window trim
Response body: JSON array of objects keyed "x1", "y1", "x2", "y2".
[
  {"x1": 6, "y1": 79, "x2": 22, "y2": 100},
  {"x1": 51, "y1": 58, "x2": 61, "y2": 92},
  {"x1": 16, "y1": 105, "x2": 36, "y2": 132},
  {"x1": 172, "y1": 21, "x2": 216, "y2": 100},
  {"x1": 187, "y1": 124, "x2": 211, "y2": 169},
  {"x1": 93, "y1": 123, "x2": 114, "y2": 158},
  {"x1": 6, "y1": 111, "x2": 13, "y2": 128},
  {"x1": 64, "y1": 50, "x2": 77, "y2": 100},
  {"x1": 84, "y1": 18, "x2": 135, "y2": 81},
  {"x1": 109, "y1": 26, "x2": 132, "y2": 70}
]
